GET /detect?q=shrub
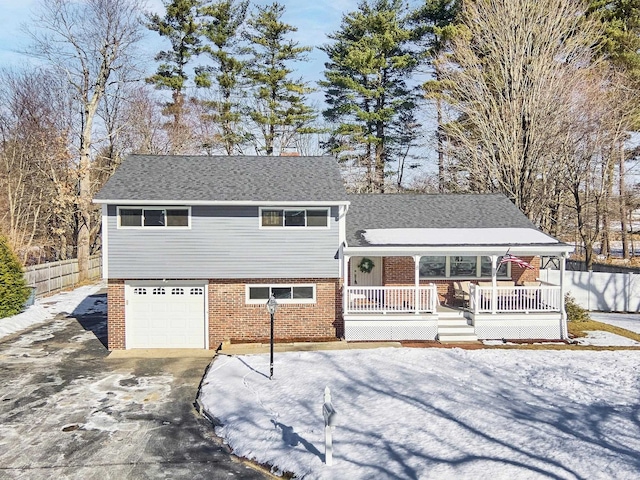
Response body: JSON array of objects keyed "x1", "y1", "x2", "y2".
[
  {"x1": 565, "y1": 293, "x2": 590, "y2": 322},
  {"x1": 0, "y1": 236, "x2": 30, "y2": 318}
]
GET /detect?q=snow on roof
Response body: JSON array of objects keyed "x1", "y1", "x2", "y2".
[{"x1": 362, "y1": 227, "x2": 559, "y2": 246}]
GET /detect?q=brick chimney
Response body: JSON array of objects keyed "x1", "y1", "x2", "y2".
[{"x1": 280, "y1": 149, "x2": 300, "y2": 156}]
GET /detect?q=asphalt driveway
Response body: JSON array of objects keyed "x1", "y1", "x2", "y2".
[{"x1": 0, "y1": 292, "x2": 268, "y2": 480}]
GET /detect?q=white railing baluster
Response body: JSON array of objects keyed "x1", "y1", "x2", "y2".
[
  {"x1": 345, "y1": 285, "x2": 438, "y2": 314},
  {"x1": 472, "y1": 285, "x2": 561, "y2": 313}
]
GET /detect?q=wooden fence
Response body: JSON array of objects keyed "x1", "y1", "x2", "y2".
[{"x1": 24, "y1": 255, "x2": 102, "y2": 298}]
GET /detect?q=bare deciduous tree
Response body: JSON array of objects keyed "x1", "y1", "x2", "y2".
[
  {"x1": 0, "y1": 69, "x2": 74, "y2": 262},
  {"x1": 439, "y1": 0, "x2": 600, "y2": 219},
  {"x1": 27, "y1": 0, "x2": 144, "y2": 280}
]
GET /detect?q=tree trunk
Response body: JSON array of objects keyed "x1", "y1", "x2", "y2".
[
  {"x1": 374, "y1": 120, "x2": 385, "y2": 193},
  {"x1": 619, "y1": 145, "x2": 629, "y2": 258},
  {"x1": 437, "y1": 96, "x2": 444, "y2": 193},
  {"x1": 77, "y1": 92, "x2": 101, "y2": 282},
  {"x1": 600, "y1": 155, "x2": 615, "y2": 258}
]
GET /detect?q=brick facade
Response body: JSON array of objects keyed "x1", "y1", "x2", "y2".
[
  {"x1": 373, "y1": 255, "x2": 541, "y2": 305},
  {"x1": 106, "y1": 278, "x2": 343, "y2": 350},
  {"x1": 107, "y1": 280, "x2": 125, "y2": 350},
  {"x1": 208, "y1": 278, "x2": 342, "y2": 349},
  {"x1": 107, "y1": 255, "x2": 539, "y2": 350}
]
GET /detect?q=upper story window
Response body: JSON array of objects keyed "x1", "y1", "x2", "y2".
[
  {"x1": 260, "y1": 208, "x2": 329, "y2": 228},
  {"x1": 118, "y1": 207, "x2": 190, "y2": 228}
]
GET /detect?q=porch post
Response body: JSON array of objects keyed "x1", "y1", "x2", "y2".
[
  {"x1": 414, "y1": 255, "x2": 421, "y2": 314},
  {"x1": 491, "y1": 255, "x2": 498, "y2": 314},
  {"x1": 560, "y1": 253, "x2": 568, "y2": 339},
  {"x1": 343, "y1": 255, "x2": 350, "y2": 316}
]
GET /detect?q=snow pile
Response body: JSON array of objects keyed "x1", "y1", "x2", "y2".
[
  {"x1": 576, "y1": 331, "x2": 640, "y2": 347},
  {"x1": 362, "y1": 228, "x2": 558, "y2": 246},
  {"x1": 0, "y1": 282, "x2": 106, "y2": 340},
  {"x1": 200, "y1": 348, "x2": 640, "y2": 479}
]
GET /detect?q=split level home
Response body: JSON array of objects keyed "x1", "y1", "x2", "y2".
[{"x1": 93, "y1": 155, "x2": 574, "y2": 350}]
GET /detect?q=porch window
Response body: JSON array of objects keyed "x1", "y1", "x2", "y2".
[
  {"x1": 450, "y1": 256, "x2": 477, "y2": 277},
  {"x1": 246, "y1": 284, "x2": 316, "y2": 304},
  {"x1": 419, "y1": 256, "x2": 446, "y2": 277},
  {"x1": 480, "y1": 256, "x2": 509, "y2": 277},
  {"x1": 419, "y1": 255, "x2": 511, "y2": 279}
]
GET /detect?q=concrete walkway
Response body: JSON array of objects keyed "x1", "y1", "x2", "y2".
[{"x1": 218, "y1": 339, "x2": 402, "y2": 355}]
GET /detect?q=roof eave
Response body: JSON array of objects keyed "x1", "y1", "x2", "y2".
[
  {"x1": 93, "y1": 199, "x2": 350, "y2": 206},
  {"x1": 343, "y1": 243, "x2": 574, "y2": 256}
]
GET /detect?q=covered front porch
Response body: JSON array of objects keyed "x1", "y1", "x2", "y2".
[{"x1": 341, "y1": 245, "x2": 572, "y2": 342}]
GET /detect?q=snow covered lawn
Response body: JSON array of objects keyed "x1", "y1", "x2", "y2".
[
  {"x1": 589, "y1": 312, "x2": 640, "y2": 334},
  {"x1": 0, "y1": 282, "x2": 105, "y2": 340},
  {"x1": 200, "y1": 348, "x2": 640, "y2": 479}
]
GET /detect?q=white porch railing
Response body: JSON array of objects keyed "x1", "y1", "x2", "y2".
[
  {"x1": 345, "y1": 285, "x2": 438, "y2": 314},
  {"x1": 469, "y1": 284, "x2": 561, "y2": 314}
]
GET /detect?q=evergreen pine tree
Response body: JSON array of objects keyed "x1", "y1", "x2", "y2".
[
  {"x1": 320, "y1": 0, "x2": 420, "y2": 192},
  {"x1": 411, "y1": 0, "x2": 461, "y2": 192},
  {"x1": 0, "y1": 236, "x2": 30, "y2": 319},
  {"x1": 243, "y1": 2, "x2": 316, "y2": 155},
  {"x1": 147, "y1": 0, "x2": 204, "y2": 152},
  {"x1": 197, "y1": 0, "x2": 249, "y2": 154}
]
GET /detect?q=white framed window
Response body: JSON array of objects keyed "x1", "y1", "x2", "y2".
[
  {"x1": 419, "y1": 256, "x2": 510, "y2": 279},
  {"x1": 259, "y1": 208, "x2": 329, "y2": 228},
  {"x1": 117, "y1": 207, "x2": 191, "y2": 229},
  {"x1": 245, "y1": 284, "x2": 316, "y2": 304}
]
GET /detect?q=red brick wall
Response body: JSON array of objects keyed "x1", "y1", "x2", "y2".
[
  {"x1": 208, "y1": 278, "x2": 343, "y2": 349},
  {"x1": 106, "y1": 278, "x2": 342, "y2": 351},
  {"x1": 379, "y1": 255, "x2": 541, "y2": 305},
  {"x1": 511, "y1": 256, "x2": 540, "y2": 284},
  {"x1": 107, "y1": 280, "x2": 125, "y2": 350}
]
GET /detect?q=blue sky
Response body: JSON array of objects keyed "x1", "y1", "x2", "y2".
[{"x1": 0, "y1": 0, "x2": 361, "y2": 92}]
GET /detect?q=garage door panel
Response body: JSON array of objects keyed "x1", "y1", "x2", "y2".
[{"x1": 126, "y1": 282, "x2": 206, "y2": 349}]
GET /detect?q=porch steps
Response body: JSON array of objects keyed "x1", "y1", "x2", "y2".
[{"x1": 437, "y1": 315, "x2": 478, "y2": 343}]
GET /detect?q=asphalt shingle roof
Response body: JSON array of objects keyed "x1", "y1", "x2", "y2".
[
  {"x1": 94, "y1": 155, "x2": 348, "y2": 203},
  {"x1": 346, "y1": 193, "x2": 542, "y2": 246}
]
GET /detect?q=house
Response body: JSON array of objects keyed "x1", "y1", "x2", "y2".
[{"x1": 94, "y1": 155, "x2": 573, "y2": 350}]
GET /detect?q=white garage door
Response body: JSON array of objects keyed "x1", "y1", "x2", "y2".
[{"x1": 125, "y1": 282, "x2": 207, "y2": 349}]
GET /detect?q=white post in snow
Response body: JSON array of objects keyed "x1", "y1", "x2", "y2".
[{"x1": 323, "y1": 386, "x2": 338, "y2": 466}]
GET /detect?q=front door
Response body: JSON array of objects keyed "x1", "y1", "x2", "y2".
[{"x1": 350, "y1": 256, "x2": 382, "y2": 286}]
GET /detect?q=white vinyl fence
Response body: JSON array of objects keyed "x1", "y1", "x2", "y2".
[
  {"x1": 540, "y1": 268, "x2": 640, "y2": 312},
  {"x1": 25, "y1": 255, "x2": 102, "y2": 298}
]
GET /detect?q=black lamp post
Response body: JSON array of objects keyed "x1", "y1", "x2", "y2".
[{"x1": 266, "y1": 295, "x2": 278, "y2": 380}]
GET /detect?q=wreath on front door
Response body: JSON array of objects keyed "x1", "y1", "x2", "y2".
[{"x1": 358, "y1": 257, "x2": 375, "y2": 274}]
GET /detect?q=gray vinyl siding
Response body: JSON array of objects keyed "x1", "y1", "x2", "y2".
[{"x1": 107, "y1": 205, "x2": 340, "y2": 279}]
